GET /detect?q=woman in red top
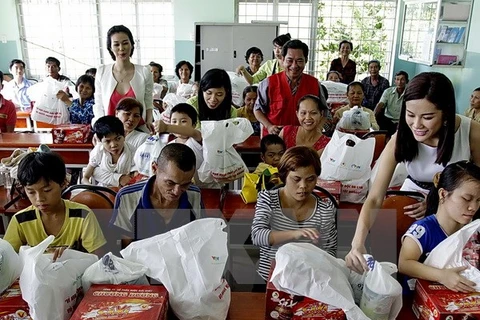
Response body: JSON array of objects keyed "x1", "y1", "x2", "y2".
[{"x1": 279, "y1": 94, "x2": 330, "y2": 155}]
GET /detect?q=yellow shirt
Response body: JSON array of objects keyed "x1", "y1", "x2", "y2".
[
  {"x1": 251, "y1": 59, "x2": 284, "y2": 84},
  {"x1": 465, "y1": 107, "x2": 480, "y2": 123},
  {"x1": 236, "y1": 107, "x2": 258, "y2": 122},
  {"x1": 333, "y1": 104, "x2": 380, "y2": 130},
  {"x1": 4, "y1": 200, "x2": 106, "y2": 252},
  {"x1": 186, "y1": 96, "x2": 238, "y2": 129}
]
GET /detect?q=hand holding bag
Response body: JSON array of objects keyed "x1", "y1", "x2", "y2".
[{"x1": 30, "y1": 78, "x2": 70, "y2": 125}]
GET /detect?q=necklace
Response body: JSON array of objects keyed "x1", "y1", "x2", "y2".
[{"x1": 113, "y1": 64, "x2": 133, "y2": 83}]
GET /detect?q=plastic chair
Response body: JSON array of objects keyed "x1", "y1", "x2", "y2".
[{"x1": 362, "y1": 130, "x2": 389, "y2": 166}]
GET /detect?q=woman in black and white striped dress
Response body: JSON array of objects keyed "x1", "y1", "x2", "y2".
[{"x1": 251, "y1": 146, "x2": 338, "y2": 281}]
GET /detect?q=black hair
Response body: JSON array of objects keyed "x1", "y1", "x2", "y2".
[
  {"x1": 75, "y1": 74, "x2": 95, "y2": 94},
  {"x1": 281, "y1": 39, "x2": 309, "y2": 62},
  {"x1": 395, "y1": 70, "x2": 409, "y2": 82},
  {"x1": 106, "y1": 25, "x2": 135, "y2": 61},
  {"x1": 347, "y1": 81, "x2": 365, "y2": 93},
  {"x1": 10, "y1": 59, "x2": 26, "y2": 69},
  {"x1": 197, "y1": 68, "x2": 233, "y2": 122},
  {"x1": 175, "y1": 60, "x2": 194, "y2": 80},
  {"x1": 94, "y1": 116, "x2": 125, "y2": 140},
  {"x1": 170, "y1": 103, "x2": 198, "y2": 126},
  {"x1": 115, "y1": 97, "x2": 143, "y2": 116},
  {"x1": 320, "y1": 84, "x2": 328, "y2": 101},
  {"x1": 474, "y1": 87, "x2": 480, "y2": 92},
  {"x1": 297, "y1": 94, "x2": 328, "y2": 114},
  {"x1": 326, "y1": 70, "x2": 341, "y2": 81},
  {"x1": 339, "y1": 40, "x2": 353, "y2": 51},
  {"x1": 18, "y1": 152, "x2": 66, "y2": 186},
  {"x1": 260, "y1": 134, "x2": 286, "y2": 155},
  {"x1": 85, "y1": 68, "x2": 97, "y2": 76},
  {"x1": 149, "y1": 61, "x2": 163, "y2": 73},
  {"x1": 242, "y1": 86, "x2": 258, "y2": 101},
  {"x1": 245, "y1": 47, "x2": 263, "y2": 64},
  {"x1": 273, "y1": 33, "x2": 291, "y2": 47},
  {"x1": 157, "y1": 143, "x2": 196, "y2": 172},
  {"x1": 426, "y1": 161, "x2": 480, "y2": 215},
  {"x1": 0, "y1": 71, "x2": 3, "y2": 82},
  {"x1": 368, "y1": 59, "x2": 381, "y2": 69},
  {"x1": 278, "y1": 146, "x2": 321, "y2": 183},
  {"x1": 395, "y1": 72, "x2": 456, "y2": 166},
  {"x1": 45, "y1": 57, "x2": 61, "y2": 67}
]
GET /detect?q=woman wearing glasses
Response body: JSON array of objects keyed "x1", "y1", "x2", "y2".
[{"x1": 345, "y1": 72, "x2": 480, "y2": 274}]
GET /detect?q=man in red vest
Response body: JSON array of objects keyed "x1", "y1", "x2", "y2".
[{"x1": 254, "y1": 39, "x2": 326, "y2": 136}]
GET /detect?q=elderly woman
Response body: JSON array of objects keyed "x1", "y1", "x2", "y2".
[
  {"x1": 169, "y1": 60, "x2": 194, "y2": 99},
  {"x1": 251, "y1": 146, "x2": 338, "y2": 281},
  {"x1": 329, "y1": 40, "x2": 356, "y2": 84},
  {"x1": 333, "y1": 81, "x2": 379, "y2": 130},
  {"x1": 244, "y1": 47, "x2": 264, "y2": 75},
  {"x1": 115, "y1": 97, "x2": 149, "y2": 150},
  {"x1": 93, "y1": 25, "x2": 153, "y2": 133},
  {"x1": 279, "y1": 94, "x2": 330, "y2": 155}
]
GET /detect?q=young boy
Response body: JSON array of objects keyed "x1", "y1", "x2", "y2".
[
  {"x1": 254, "y1": 134, "x2": 286, "y2": 175},
  {"x1": 3, "y1": 152, "x2": 106, "y2": 258},
  {"x1": 82, "y1": 116, "x2": 134, "y2": 187}
]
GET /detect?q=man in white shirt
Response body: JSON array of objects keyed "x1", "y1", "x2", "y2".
[{"x1": 1, "y1": 59, "x2": 34, "y2": 111}]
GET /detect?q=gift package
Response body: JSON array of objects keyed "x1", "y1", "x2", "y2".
[
  {"x1": 70, "y1": 284, "x2": 168, "y2": 320},
  {"x1": 265, "y1": 262, "x2": 346, "y2": 320},
  {"x1": 412, "y1": 279, "x2": 480, "y2": 319},
  {"x1": 52, "y1": 124, "x2": 91, "y2": 144},
  {"x1": 0, "y1": 280, "x2": 31, "y2": 320}
]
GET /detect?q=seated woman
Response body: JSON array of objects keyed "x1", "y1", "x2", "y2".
[
  {"x1": 236, "y1": 86, "x2": 260, "y2": 135},
  {"x1": 244, "y1": 47, "x2": 263, "y2": 75},
  {"x1": 333, "y1": 81, "x2": 379, "y2": 131},
  {"x1": 399, "y1": 161, "x2": 480, "y2": 293},
  {"x1": 279, "y1": 94, "x2": 330, "y2": 155},
  {"x1": 186, "y1": 68, "x2": 237, "y2": 129},
  {"x1": 63, "y1": 74, "x2": 95, "y2": 125},
  {"x1": 251, "y1": 146, "x2": 337, "y2": 282},
  {"x1": 169, "y1": 60, "x2": 195, "y2": 99},
  {"x1": 115, "y1": 97, "x2": 149, "y2": 150}
]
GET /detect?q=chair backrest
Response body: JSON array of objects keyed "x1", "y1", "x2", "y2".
[
  {"x1": 362, "y1": 130, "x2": 389, "y2": 167},
  {"x1": 381, "y1": 190, "x2": 425, "y2": 255}
]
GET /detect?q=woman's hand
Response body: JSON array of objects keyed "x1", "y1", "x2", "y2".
[
  {"x1": 236, "y1": 65, "x2": 246, "y2": 76},
  {"x1": 439, "y1": 266, "x2": 476, "y2": 292},
  {"x1": 293, "y1": 228, "x2": 319, "y2": 242},
  {"x1": 345, "y1": 244, "x2": 368, "y2": 274},
  {"x1": 404, "y1": 200, "x2": 427, "y2": 219},
  {"x1": 267, "y1": 124, "x2": 282, "y2": 135},
  {"x1": 153, "y1": 120, "x2": 167, "y2": 134},
  {"x1": 145, "y1": 121, "x2": 155, "y2": 135}
]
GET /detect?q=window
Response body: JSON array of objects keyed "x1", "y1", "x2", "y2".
[
  {"x1": 17, "y1": 0, "x2": 174, "y2": 80},
  {"x1": 236, "y1": 0, "x2": 397, "y2": 80}
]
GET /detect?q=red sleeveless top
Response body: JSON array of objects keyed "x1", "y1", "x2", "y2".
[
  {"x1": 108, "y1": 87, "x2": 136, "y2": 116},
  {"x1": 282, "y1": 125, "x2": 331, "y2": 151}
]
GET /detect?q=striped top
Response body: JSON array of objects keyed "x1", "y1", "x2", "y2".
[{"x1": 251, "y1": 189, "x2": 337, "y2": 281}]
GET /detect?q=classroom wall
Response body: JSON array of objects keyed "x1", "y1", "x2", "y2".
[
  {"x1": 392, "y1": 0, "x2": 480, "y2": 114},
  {"x1": 173, "y1": 0, "x2": 235, "y2": 65},
  {"x1": 0, "y1": 0, "x2": 22, "y2": 72}
]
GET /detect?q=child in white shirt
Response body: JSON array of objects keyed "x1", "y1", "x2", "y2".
[{"x1": 83, "y1": 116, "x2": 134, "y2": 187}]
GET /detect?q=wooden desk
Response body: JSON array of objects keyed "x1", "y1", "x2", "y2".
[
  {"x1": 234, "y1": 136, "x2": 260, "y2": 153},
  {"x1": 226, "y1": 292, "x2": 416, "y2": 319},
  {"x1": 0, "y1": 133, "x2": 92, "y2": 167}
]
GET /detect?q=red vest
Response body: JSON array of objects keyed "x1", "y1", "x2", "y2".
[{"x1": 265, "y1": 72, "x2": 319, "y2": 135}]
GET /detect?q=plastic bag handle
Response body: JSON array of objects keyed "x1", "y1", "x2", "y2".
[{"x1": 30, "y1": 235, "x2": 55, "y2": 259}]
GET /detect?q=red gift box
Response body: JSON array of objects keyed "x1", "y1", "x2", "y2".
[
  {"x1": 0, "y1": 280, "x2": 31, "y2": 320},
  {"x1": 52, "y1": 124, "x2": 91, "y2": 144},
  {"x1": 70, "y1": 284, "x2": 168, "y2": 320},
  {"x1": 316, "y1": 179, "x2": 342, "y2": 205},
  {"x1": 412, "y1": 279, "x2": 480, "y2": 319},
  {"x1": 265, "y1": 262, "x2": 346, "y2": 320}
]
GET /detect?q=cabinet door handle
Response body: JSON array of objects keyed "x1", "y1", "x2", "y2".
[
  {"x1": 234, "y1": 50, "x2": 236, "y2": 58},
  {"x1": 202, "y1": 50, "x2": 204, "y2": 60}
]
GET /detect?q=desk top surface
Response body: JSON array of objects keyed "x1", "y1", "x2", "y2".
[{"x1": 0, "y1": 133, "x2": 93, "y2": 149}]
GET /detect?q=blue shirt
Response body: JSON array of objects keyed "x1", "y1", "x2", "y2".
[
  {"x1": 69, "y1": 97, "x2": 95, "y2": 124},
  {"x1": 111, "y1": 176, "x2": 204, "y2": 240}
]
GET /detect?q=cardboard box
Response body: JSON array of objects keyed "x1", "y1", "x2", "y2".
[
  {"x1": 0, "y1": 280, "x2": 31, "y2": 320},
  {"x1": 70, "y1": 284, "x2": 168, "y2": 320},
  {"x1": 412, "y1": 279, "x2": 480, "y2": 319},
  {"x1": 52, "y1": 124, "x2": 91, "y2": 144},
  {"x1": 316, "y1": 179, "x2": 342, "y2": 205},
  {"x1": 265, "y1": 263, "x2": 346, "y2": 320}
]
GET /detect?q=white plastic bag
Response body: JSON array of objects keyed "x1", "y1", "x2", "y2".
[
  {"x1": 121, "y1": 218, "x2": 230, "y2": 320},
  {"x1": 320, "y1": 131, "x2": 375, "y2": 203},
  {"x1": 271, "y1": 243, "x2": 370, "y2": 320},
  {"x1": 199, "y1": 118, "x2": 253, "y2": 183},
  {"x1": 337, "y1": 106, "x2": 370, "y2": 130},
  {"x1": 176, "y1": 83, "x2": 194, "y2": 99},
  {"x1": 424, "y1": 219, "x2": 480, "y2": 290},
  {"x1": 160, "y1": 93, "x2": 187, "y2": 123},
  {"x1": 19, "y1": 236, "x2": 98, "y2": 320},
  {"x1": 360, "y1": 255, "x2": 402, "y2": 320},
  {"x1": 30, "y1": 78, "x2": 70, "y2": 125},
  {"x1": 0, "y1": 239, "x2": 22, "y2": 294},
  {"x1": 81, "y1": 252, "x2": 149, "y2": 293},
  {"x1": 321, "y1": 80, "x2": 348, "y2": 104},
  {"x1": 133, "y1": 134, "x2": 167, "y2": 177},
  {"x1": 227, "y1": 71, "x2": 249, "y2": 107}
]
